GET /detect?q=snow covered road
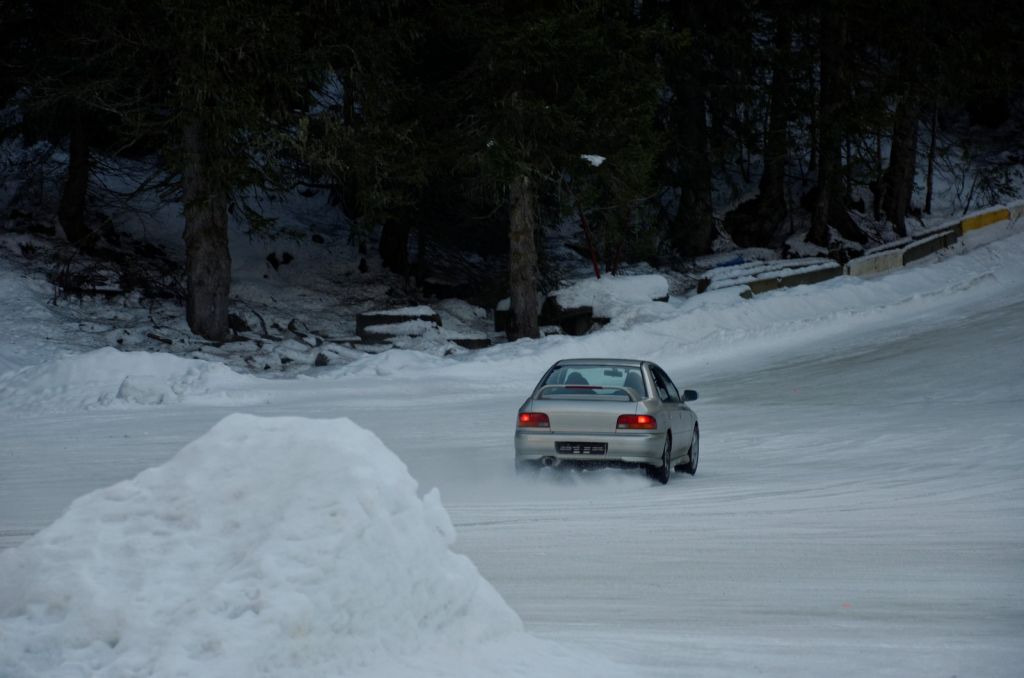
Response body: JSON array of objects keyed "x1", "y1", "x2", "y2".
[{"x1": 2, "y1": 234, "x2": 1023, "y2": 676}]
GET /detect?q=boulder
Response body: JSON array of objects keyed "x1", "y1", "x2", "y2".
[
  {"x1": 450, "y1": 337, "x2": 492, "y2": 350},
  {"x1": 356, "y1": 306, "x2": 442, "y2": 343},
  {"x1": 539, "y1": 296, "x2": 605, "y2": 336}
]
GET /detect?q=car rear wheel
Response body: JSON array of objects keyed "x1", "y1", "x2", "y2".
[
  {"x1": 648, "y1": 434, "x2": 671, "y2": 485},
  {"x1": 676, "y1": 427, "x2": 699, "y2": 475}
]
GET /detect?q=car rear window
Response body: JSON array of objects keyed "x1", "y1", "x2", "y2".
[{"x1": 543, "y1": 365, "x2": 647, "y2": 397}]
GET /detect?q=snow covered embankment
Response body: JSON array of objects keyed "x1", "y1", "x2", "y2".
[
  {"x1": 0, "y1": 415, "x2": 623, "y2": 678},
  {"x1": 0, "y1": 347, "x2": 263, "y2": 411}
]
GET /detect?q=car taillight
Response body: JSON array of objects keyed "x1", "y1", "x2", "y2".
[
  {"x1": 518, "y1": 412, "x2": 550, "y2": 428},
  {"x1": 616, "y1": 414, "x2": 656, "y2": 430}
]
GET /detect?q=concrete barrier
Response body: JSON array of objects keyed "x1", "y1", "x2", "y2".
[
  {"x1": 776, "y1": 264, "x2": 842, "y2": 288},
  {"x1": 703, "y1": 258, "x2": 830, "y2": 290},
  {"x1": 902, "y1": 229, "x2": 960, "y2": 265},
  {"x1": 700, "y1": 199, "x2": 1020, "y2": 303},
  {"x1": 1007, "y1": 199, "x2": 1024, "y2": 222},
  {"x1": 745, "y1": 278, "x2": 780, "y2": 295},
  {"x1": 845, "y1": 249, "x2": 903, "y2": 277},
  {"x1": 916, "y1": 219, "x2": 962, "y2": 238},
  {"x1": 702, "y1": 258, "x2": 839, "y2": 295},
  {"x1": 745, "y1": 263, "x2": 842, "y2": 296},
  {"x1": 960, "y1": 206, "x2": 1010, "y2": 234}
]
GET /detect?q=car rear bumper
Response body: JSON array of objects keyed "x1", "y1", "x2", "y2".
[{"x1": 514, "y1": 429, "x2": 665, "y2": 466}]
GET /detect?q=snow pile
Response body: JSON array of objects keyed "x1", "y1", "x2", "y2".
[
  {"x1": 0, "y1": 264, "x2": 69, "y2": 373},
  {"x1": 371, "y1": 305, "x2": 438, "y2": 316},
  {"x1": 417, "y1": 230, "x2": 1024, "y2": 389},
  {"x1": 326, "y1": 347, "x2": 448, "y2": 377},
  {"x1": 553, "y1": 273, "x2": 669, "y2": 319},
  {"x1": 0, "y1": 415, "x2": 532, "y2": 678},
  {"x1": 0, "y1": 347, "x2": 260, "y2": 410},
  {"x1": 435, "y1": 298, "x2": 492, "y2": 342},
  {"x1": 363, "y1": 318, "x2": 438, "y2": 337}
]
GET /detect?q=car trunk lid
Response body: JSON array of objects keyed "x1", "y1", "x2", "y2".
[{"x1": 535, "y1": 397, "x2": 639, "y2": 434}]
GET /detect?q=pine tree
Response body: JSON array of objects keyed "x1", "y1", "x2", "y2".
[
  {"x1": 93, "y1": 0, "x2": 329, "y2": 340},
  {"x1": 655, "y1": 0, "x2": 716, "y2": 257},
  {"x1": 430, "y1": 0, "x2": 663, "y2": 338},
  {"x1": 723, "y1": 3, "x2": 795, "y2": 248},
  {"x1": 304, "y1": 2, "x2": 434, "y2": 276},
  {"x1": 0, "y1": 0, "x2": 123, "y2": 247}
]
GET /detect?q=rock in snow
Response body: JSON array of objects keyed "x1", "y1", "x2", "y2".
[
  {"x1": 0, "y1": 415, "x2": 524, "y2": 677},
  {"x1": 552, "y1": 274, "x2": 670, "y2": 321}
]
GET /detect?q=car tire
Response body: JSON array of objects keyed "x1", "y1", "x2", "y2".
[
  {"x1": 677, "y1": 426, "x2": 699, "y2": 475},
  {"x1": 648, "y1": 434, "x2": 671, "y2": 485}
]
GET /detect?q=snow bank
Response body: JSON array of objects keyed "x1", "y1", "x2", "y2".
[
  {"x1": 0, "y1": 415, "x2": 530, "y2": 678},
  {"x1": 553, "y1": 273, "x2": 669, "y2": 319},
  {"x1": 0, "y1": 347, "x2": 260, "y2": 411},
  {"x1": 414, "y1": 230, "x2": 1024, "y2": 389},
  {"x1": 0, "y1": 266, "x2": 68, "y2": 374},
  {"x1": 326, "y1": 348, "x2": 449, "y2": 377}
]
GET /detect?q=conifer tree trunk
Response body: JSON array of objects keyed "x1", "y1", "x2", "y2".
[
  {"x1": 507, "y1": 174, "x2": 539, "y2": 340},
  {"x1": 666, "y1": 0, "x2": 714, "y2": 257},
  {"x1": 671, "y1": 76, "x2": 715, "y2": 256},
  {"x1": 58, "y1": 112, "x2": 92, "y2": 247},
  {"x1": 882, "y1": 94, "x2": 920, "y2": 237},
  {"x1": 722, "y1": 12, "x2": 791, "y2": 249},
  {"x1": 809, "y1": 5, "x2": 863, "y2": 248},
  {"x1": 872, "y1": 128, "x2": 884, "y2": 220},
  {"x1": 379, "y1": 221, "x2": 410, "y2": 274},
  {"x1": 182, "y1": 119, "x2": 231, "y2": 342},
  {"x1": 807, "y1": 99, "x2": 818, "y2": 177},
  {"x1": 759, "y1": 11, "x2": 791, "y2": 214},
  {"x1": 924, "y1": 106, "x2": 937, "y2": 215},
  {"x1": 809, "y1": 8, "x2": 842, "y2": 247}
]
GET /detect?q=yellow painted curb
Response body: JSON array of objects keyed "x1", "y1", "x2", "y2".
[{"x1": 961, "y1": 208, "x2": 1010, "y2": 233}]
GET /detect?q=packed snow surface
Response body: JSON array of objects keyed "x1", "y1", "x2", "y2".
[
  {"x1": 0, "y1": 415, "x2": 623, "y2": 678},
  {"x1": 2, "y1": 229, "x2": 1024, "y2": 676}
]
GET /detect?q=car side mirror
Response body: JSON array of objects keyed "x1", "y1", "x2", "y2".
[{"x1": 683, "y1": 389, "x2": 699, "y2": 402}]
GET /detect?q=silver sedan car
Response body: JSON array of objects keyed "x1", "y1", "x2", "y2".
[{"x1": 514, "y1": 358, "x2": 699, "y2": 484}]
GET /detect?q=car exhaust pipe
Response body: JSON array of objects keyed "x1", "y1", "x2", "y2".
[{"x1": 541, "y1": 456, "x2": 557, "y2": 467}]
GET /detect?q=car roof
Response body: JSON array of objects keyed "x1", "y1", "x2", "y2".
[{"x1": 554, "y1": 358, "x2": 646, "y2": 367}]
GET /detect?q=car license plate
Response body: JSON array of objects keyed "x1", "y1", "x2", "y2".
[{"x1": 556, "y1": 442, "x2": 607, "y2": 455}]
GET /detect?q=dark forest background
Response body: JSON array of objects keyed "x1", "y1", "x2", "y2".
[{"x1": 2, "y1": 0, "x2": 1022, "y2": 341}]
